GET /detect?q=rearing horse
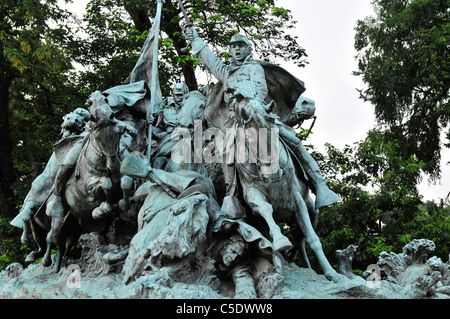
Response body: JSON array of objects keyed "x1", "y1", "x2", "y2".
[
  {"x1": 40, "y1": 91, "x2": 123, "y2": 270},
  {"x1": 232, "y1": 94, "x2": 343, "y2": 281}
]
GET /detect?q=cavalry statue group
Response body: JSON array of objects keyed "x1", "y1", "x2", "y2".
[{"x1": 11, "y1": 22, "x2": 344, "y2": 297}]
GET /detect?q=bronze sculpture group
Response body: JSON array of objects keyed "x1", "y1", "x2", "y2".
[{"x1": 11, "y1": 2, "x2": 345, "y2": 298}]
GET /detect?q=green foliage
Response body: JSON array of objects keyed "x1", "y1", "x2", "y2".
[
  {"x1": 403, "y1": 202, "x2": 450, "y2": 254},
  {"x1": 1, "y1": 0, "x2": 86, "y2": 214},
  {"x1": 0, "y1": 217, "x2": 32, "y2": 270},
  {"x1": 296, "y1": 127, "x2": 314, "y2": 141},
  {"x1": 366, "y1": 237, "x2": 393, "y2": 257},
  {"x1": 74, "y1": 0, "x2": 307, "y2": 95},
  {"x1": 309, "y1": 130, "x2": 449, "y2": 271},
  {"x1": 72, "y1": 0, "x2": 146, "y2": 92},
  {"x1": 354, "y1": 0, "x2": 450, "y2": 179}
]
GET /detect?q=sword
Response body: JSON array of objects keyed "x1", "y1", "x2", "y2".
[{"x1": 178, "y1": 0, "x2": 193, "y2": 27}]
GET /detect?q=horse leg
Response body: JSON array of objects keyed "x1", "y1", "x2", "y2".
[
  {"x1": 63, "y1": 214, "x2": 81, "y2": 260},
  {"x1": 19, "y1": 201, "x2": 36, "y2": 244},
  {"x1": 92, "y1": 176, "x2": 114, "y2": 219},
  {"x1": 300, "y1": 239, "x2": 311, "y2": 269},
  {"x1": 305, "y1": 195, "x2": 319, "y2": 228},
  {"x1": 293, "y1": 191, "x2": 344, "y2": 282},
  {"x1": 25, "y1": 219, "x2": 47, "y2": 263},
  {"x1": 42, "y1": 230, "x2": 53, "y2": 267},
  {"x1": 51, "y1": 216, "x2": 67, "y2": 272},
  {"x1": 245, "y1": 187, "x2": 292, "y2": 252},
  {"x1": 300, "y1": 195, "x2": 318, "y2": 268},
  {"x1": 119, "y1": 175, "x2": 134, "y2": 212}
]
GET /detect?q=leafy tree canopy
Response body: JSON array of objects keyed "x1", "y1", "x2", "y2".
[
  {"x1": 0, "y1": 0, "x2": 80, "y2": 216},
  {"x1": 308, "y1": 131, "x2": 449, "y2": 271},
  {"x1": 74, "y1": 0, "x2": 307, "y2": 94},
  {"x1": 354, "y1": 0, "x2": 450, "y2": 179}
]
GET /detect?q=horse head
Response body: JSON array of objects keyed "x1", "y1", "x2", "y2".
[
  {"x1": 85, "y1": 91, "x2": 120, "y2": 172},
  {"x1": 234, "y1": 94, "x2": 278, "y2": 130},
  {"x1": 282, "y1": 96, "x2": 316, "y2": 128},
  {"x1": 295, "y1": 97, "x2": 316, "y2": 119},
  {"x1": 86, "y1": 91, "x2": 115, "y2": 125},
  {"x1": 233, "y1": 94, "x2": 282, "y2": 175}
]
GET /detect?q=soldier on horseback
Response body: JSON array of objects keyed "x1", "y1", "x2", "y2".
[
  {"x1": 182, "y1": 28, "x2": 340, "y2": 214},
  {"x1": 151, "y1": 82, "x2": 190, "y2": 169},
  {"x1": 11, "y1": 108, "x2": 90, "y2": 246}
]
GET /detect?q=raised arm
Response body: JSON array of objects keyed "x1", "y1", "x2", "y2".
[{"x1": 183, "y1": 27, "x2": 228, "y2": 82}]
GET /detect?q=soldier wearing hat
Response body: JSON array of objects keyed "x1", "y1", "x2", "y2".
[
  {"x1": 183, "y1": 27, "x2": 339, "y2": 215},
  {"x1": 184, "y1": 29, "x2": 268, "y2": 106},
  {"x1": 183, "y1": 29, "x2": 268, "y2": 199}
]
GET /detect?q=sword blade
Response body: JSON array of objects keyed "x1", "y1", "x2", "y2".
[{"x1": 177, "y1": 0, "x2": 193, "y2": 27}]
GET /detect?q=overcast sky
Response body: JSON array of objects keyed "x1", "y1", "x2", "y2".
[
  {"x1": 276, "y1": 0, "x2": 375, "y2": 149},
  {"x1": 275, "y1": 0, "x2": 449, "y2": 202},
  {"x1": 62, "y1": 0, "x2": 449, "y2": 202}
]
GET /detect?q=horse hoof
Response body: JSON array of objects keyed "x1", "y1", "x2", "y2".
[
  {"x1": 325, "y1": 270, "x2": 347, "y2": 283},
  {"x1": 41, "y1": 257, "x2": 52, "y2": 268},
  {"x1": 92, "y1": 207, "x2": 109, "y2": 219},
  {"x1": 25, "y1": 252, "x2": 38, "y2": 263},
  {"x1": 54, "y1": 261, "x2": 62, "y2": 273},
  {"x1": 102, "y1": 249, "x2": 129, "y2": 265},
  {"x1": 272, "y1": 237, "x2": 293, "y2": 252},
  {"x1": 92, "y1": 207, "x2": 104, "y2": 219}
]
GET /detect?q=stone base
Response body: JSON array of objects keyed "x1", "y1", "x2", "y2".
[{"x1": 1, "y1": 238, "x2": 449, "y2": 299}]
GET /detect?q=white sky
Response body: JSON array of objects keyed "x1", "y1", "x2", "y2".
[
  {"x1": 276, "y1": 0, "x2": 376, "y2": 150},
  {"x1": 61, "y1": 0, "x2": 449, "y2": 202},
  {"x1": 276, "y1": 0, "x2": 449, "y2": 202}
]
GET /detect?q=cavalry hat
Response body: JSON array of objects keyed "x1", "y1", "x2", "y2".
[{"x1": 229, "y1": 34, "x2": 250, "y2": 46}]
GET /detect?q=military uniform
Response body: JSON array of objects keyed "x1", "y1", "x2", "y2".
[
  {"x1": 187, "y1": 31, "x2": 340, "y2": 211},
  {"x1": 192, "y1": 35, "x2": 268, "y2": 105}
]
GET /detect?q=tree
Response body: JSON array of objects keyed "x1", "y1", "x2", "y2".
[
  {"x1": 307, "y1": 130, "x2": 449, "y2": 271},
  {"x1": 0, "y1": 0, "x2": 81, "y2": 217},
  {"x1": 309, "y1": 130, "x2": 423, "y2": 269},
  {"x1": 354, "y1": 0, "x2": 450, "y2": 179},
  {"x1": 76, "y1": 0, "x2": 307, "y2": 95}
]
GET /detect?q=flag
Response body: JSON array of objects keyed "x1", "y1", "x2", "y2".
[
  {"x1": 127, "y1": 0, "x2": 164, "y2": 161},
  {"x1": 128, "y1": 0, "x2": 164, "y2": 115}
]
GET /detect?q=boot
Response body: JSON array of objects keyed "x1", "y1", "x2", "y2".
[
  {"x1": 313, "y1": 180, "x2": 340, "y2": 209},
  {"x1": 293, "y1": 143, "x2": 339, "y2": 209},
  {"x1": 220, "y1": 195, "x2": 246, "y2": 220},
  {"x1": 46, "y1": 164, "x2": 73, "y2": 218},
  {"x1": 279, "y1": 127, "x2": 340, "y2": 209}
]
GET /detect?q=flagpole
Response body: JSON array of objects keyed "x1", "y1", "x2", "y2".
[{"x1": 147, "y1": 0, "x2": 164, "y2": 163}]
